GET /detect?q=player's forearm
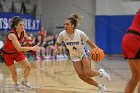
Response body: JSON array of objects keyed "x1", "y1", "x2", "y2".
[
  {"x1": 24, "y1": 31, "x2": 31, "y2": 40},
  {"x1": 17, "y1": 46, "x2": 34, "y2": 52},
  {"x1": 87, "y1": 39, "x2": 98, "y2": 49}
]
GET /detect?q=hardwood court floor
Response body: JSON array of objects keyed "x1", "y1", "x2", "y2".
[{"x1": 0, "y1": 55, "x2": 137, "y2": 93}]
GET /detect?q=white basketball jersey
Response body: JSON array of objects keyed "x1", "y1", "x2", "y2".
[{"x1": 57, "y1": 29, "x2": 89, "y2": 58}]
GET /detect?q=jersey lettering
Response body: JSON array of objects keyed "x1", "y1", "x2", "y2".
[{"x1": 66, "y1": 41, "x2": 79, "y2": 46}]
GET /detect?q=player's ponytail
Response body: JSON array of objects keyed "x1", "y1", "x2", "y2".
[{"x1": 67, "y1": 13, "x2": 83, "y2": 28}]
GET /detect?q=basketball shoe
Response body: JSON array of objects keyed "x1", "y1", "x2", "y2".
[
  {"x1": 99, "y1": 68, "x2": 111, "y2": 80},
  {"x1": 14, "y1": 82, "x2": 20, "y2": 91},
  {"x1": 97, "y1": 84, "x2": 107, "y2": 93},
  {"x1": 21, "y1": 79, "x2": 32, "y2": 89}
]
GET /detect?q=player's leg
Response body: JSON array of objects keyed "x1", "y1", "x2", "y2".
[
  {"x1": 73, "y1": 59, "x2": 108, "y2": 93},
  {"x1": 82, "y1": 57, "x2": 99, "y2": 77},
  {"x1": 138, "y1": 82, "x2": 140, "y2": 93},
  {"x1": 15, "y1": 52, "x2": 32, "y2": 88},
  {"x1": 3, "y1": 53, "x2": 20, "y2": 90},
  {"x1": 82, "y1": 57, "x2": 111, "y2": 93},
  {"x1": 7, "y1": 65, "x2": 17, "y2": 83},
  {"x1": 3, "y1": 54, "x2": 18, "y2": 83},
  {"x1": 125, "y1": 59, "x2": 139, "y2": 93},
  {"x1": 18, "y1": 59, "x2": 32, "y2": 88},
  {"x1": 73, "y1": 60, "x2": 99, "y2": 87},
  {"x1": 7, "y1": 65, "x2": 20, "y2": 91},
  {"x1": 132, "y1": 59, "x2": 140, "y2": 93},
  {"x1": 82, "y1": 57, "x2": 111, "y2": 80},
  {"x1": 18, "y1": 59, "x2": 31, "y2": 79}
]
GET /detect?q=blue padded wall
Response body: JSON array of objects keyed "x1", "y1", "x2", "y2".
[{"x1": 95, "y1": 15, "x2": 133, "y2": 54}]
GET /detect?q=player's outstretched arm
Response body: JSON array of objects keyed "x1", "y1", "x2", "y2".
[{"x1": 8, "y1": 33, "x2": 40, "y2": 52}]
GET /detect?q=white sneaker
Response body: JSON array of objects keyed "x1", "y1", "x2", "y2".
[
  {"x1": 99, "y1": 68, "x2": 111, "y2": 80},
  {"x1": 21, "y1": 79, "x2": 32, "y2": 89},
  {"x1": 14, "y1": 83, "x2": 20, "y2": 91},
  {"x1": 97, "y1": 84, "x2": 107, "y2": 93}
]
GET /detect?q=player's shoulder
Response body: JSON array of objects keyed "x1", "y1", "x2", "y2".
[
  {"x1": 8, "y1": 32, "x2": 16, "y2": 37},
  {"x1": 59, "y1": 30, "x2": 66, "y2": 35},
  {"x1": 75, "y1": 29, "x2": 83, "y2": 32},
  {"x1": 75, "y1": 29, "x2": 84, "y2": 33},
  {"x1": 75, "y1": 29, "x2": 86, "y2": 35},
  {"x1": 7, "y1": 32, "x2": 17, "y2": 41},
  {"x1": 58, "y1": 30, "x2": 67, "y2": 38}
]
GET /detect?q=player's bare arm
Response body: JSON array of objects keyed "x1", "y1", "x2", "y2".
[
  {"x1": 8, "y1": 33, "x2": 39, "y2": 52},
  {"x1": 86, "y1": 39, "x2": 98, "y2": 49},
  {"x1": 23, "y1": 30, "x2": 32, "y2": 40}
]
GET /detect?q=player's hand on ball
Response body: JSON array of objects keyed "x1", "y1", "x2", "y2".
[{"x1": 90, "y1": 48, "x2": 105, "y2": 62}]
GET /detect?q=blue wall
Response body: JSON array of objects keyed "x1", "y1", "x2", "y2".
[{"x1": 95, "y1": 15, "x2": 134, "y2": 54}]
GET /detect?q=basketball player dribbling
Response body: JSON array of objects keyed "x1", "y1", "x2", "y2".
[
  {"x1": 122, "y1": 9, "x2": 140, "y2": 93},
  {"x1": 54, "y1": 13, "x2": 111, "y2": 93},
  {"x1": 2, "y1": 16, "x2": 40, "y2": 91}
]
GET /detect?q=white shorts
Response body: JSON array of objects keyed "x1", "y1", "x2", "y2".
[{"x1": 70, "y1": 47, "x2": 90, "y2": 62}]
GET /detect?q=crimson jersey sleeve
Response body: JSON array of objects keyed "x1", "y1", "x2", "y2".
[{"x1": 128, "y1": 9, "x2": 140, "y2": 33}]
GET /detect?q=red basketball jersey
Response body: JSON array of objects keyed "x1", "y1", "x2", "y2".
[
  {"x1": 3, "y1": 29, "x2": 24, "y2": 53},
  {"x1": 128, "y1": 9, "x2": 140, "y2": 33}
]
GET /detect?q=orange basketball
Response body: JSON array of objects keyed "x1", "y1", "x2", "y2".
[{"x1": 90, "y1": 48, "x2": 105, "y2": 62}]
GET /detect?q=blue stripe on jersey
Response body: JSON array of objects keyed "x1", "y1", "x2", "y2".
[{"x1": 84, "y1": 45, "x2": 89, "y2": 56}]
